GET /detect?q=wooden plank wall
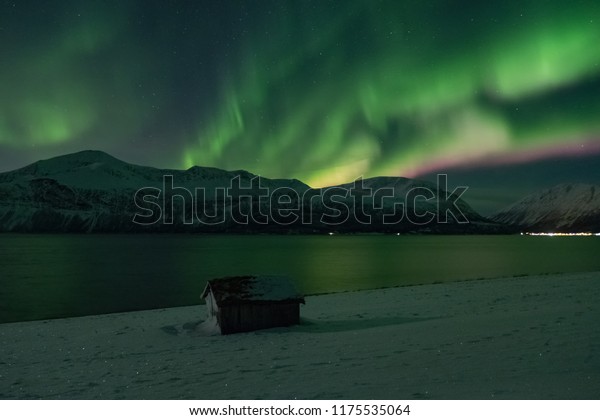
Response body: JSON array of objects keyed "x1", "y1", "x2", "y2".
[{"x1": 218, "y1": 303, "x2": 300, "y2": 334}]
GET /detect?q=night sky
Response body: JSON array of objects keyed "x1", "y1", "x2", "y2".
[{"x1": 1, "y1": 0, "x2": 600, "y2": 212}]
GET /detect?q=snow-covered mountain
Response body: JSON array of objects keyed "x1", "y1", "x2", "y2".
[
  {"x1": 334, "y1": 176, "x2": 481, "y2": 219},
  {"x1": 492, "y1": 183, "x2": 600, "y2": 232},
  {"x1": 0, "y1": 150, "x2": 493, "y2": 233},
  {"x1": 315, "y1": 175, "x2": 488, "y2": 232},
  {"x1": 0, "y1": 150, "x2": 307, "y2": 192},
  {"x1": 0, "y1": 150, "x2": 309, "y2": 232}
]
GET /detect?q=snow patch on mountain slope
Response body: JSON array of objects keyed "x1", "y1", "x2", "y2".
[{"x1": 492, "y1": 183, "x2": 600, "y2": 231}]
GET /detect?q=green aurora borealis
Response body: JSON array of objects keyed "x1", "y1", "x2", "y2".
[{"x1": 1, "y1": 0, "x2": 600, "y2": 190}]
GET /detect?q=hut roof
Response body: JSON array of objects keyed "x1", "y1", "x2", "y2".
[{"x1": 201, "y1": 275, "x2": 305, "y2": 306}]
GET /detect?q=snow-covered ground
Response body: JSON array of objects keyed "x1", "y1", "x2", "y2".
[{"x1": 1, "y1": 272, "x2": 599, "y2": 399}]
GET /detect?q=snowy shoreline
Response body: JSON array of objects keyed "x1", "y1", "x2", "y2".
[{"x1": 1, "y1": 272, "x2": 599, "y2": 399}]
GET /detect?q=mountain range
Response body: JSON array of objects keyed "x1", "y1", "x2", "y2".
[
  {"x1": 0, "y1": 150, "x2": 598, "y2": 233},
  {"x1": 492, "y1": 183, "x2": 600, "y2": 232}
]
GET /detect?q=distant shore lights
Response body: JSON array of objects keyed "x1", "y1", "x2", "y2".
[{"x1": 522, "y1": 232, "x2": 600, "y2": 236}]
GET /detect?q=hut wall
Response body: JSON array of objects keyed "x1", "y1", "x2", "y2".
[
  {"x1": 219, "y1": 302, "x2": 300, "y2": 334},
  {"x1": 205, "y1": 293, "x2": 219, "y2": 319}
]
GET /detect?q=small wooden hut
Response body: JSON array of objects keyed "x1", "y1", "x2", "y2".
[{"x1": 201, "y1": 275, "x2": 305, "y2": 335}]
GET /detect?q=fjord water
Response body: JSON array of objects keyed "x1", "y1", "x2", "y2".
[{"x1": 1, "y1": 234, "x2": 600, "y2": 323}]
